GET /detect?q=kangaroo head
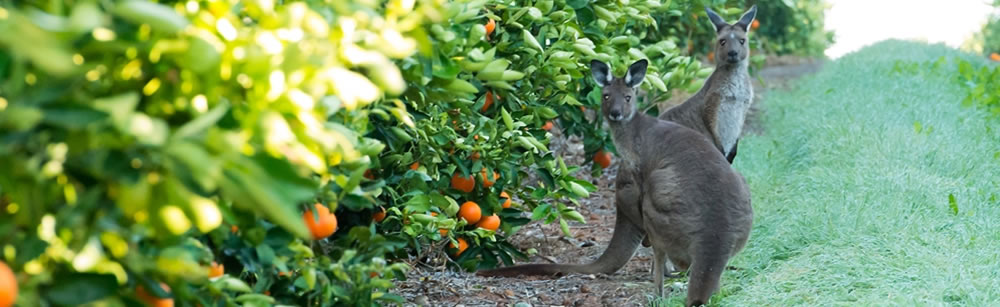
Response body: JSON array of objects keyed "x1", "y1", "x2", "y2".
[
  {"x1": 706, "y1": 5, "x2": 756, "y2": 66},
  {"x1": 591, "y1": 59, "x2": 648, "y2": 122}
]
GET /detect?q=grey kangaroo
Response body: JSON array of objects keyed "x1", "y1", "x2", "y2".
[
  {"x1": 478, "y1": 59, "x2": 753, "y2": 306},
  {"x1": 660, "y1": 5, "x2": 757, "y2": 164}
]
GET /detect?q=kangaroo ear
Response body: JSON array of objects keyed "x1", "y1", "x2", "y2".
[
  {"x1": 734, "y1": 5, "x2": 757, "y2": 32},
  {"x1": 624, "y1": 59, "x2": 647, "y2": 88},
  {"x1": 705, "y1": 7, "x2": 728, "y2": 32},
  {"x1": 590, "y1": 60, "x2": 612, "y2": 87}
]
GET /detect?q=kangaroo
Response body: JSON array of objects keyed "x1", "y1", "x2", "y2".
[
  {"x1": 478, "y1": 59, "x2": 753, "y2": 306},
  {"x1": 660, "y1": 5, "x2": 757, "y2": 164},
  {"x1": 639, "y1": 5, "x2": 757, "y2": 250}
]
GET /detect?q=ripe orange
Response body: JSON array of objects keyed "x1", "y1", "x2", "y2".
[
  {"x1": 449, "y1": 238, "x2": 469, "y2": 256},
  {"x1": 542, "y1": 121, "x2": 554, "y2": 131},
  {"x1": 481, "y1": 91, "x2": 494, "y2": 112},
  {"x1": 469, "y1": 152, "x2": 480, "y2": 160},
  {"x1": 439, "y1": 228, "x2": 449, "y2": 236},
  {"x1": 302, "y1": 203, "x2": 338, "y2": 240},
  {"x1": 1, "y1": 261, "x2": 17, "y2": 307},
  {"x1": 485, "y1": 19, "x2": 496, "y2": 38},
  {"x1": 594, "y1": 151, "x2": 612, "y2": 168},
  {"x1": 751, "y1": 20, "x2": 760, "y2": 30},
  {"x1": 363, "y1": 169, "x2": 374, "y2": 180},
  {"x1": 451, "y1": 172, "x2": 475, "y2": 193},
  {"x1": 409, "y1": 162, "x2": 419, "y2": 170},
  {"x1": 991, "y1": 53, "x2": 1000, "y2": 62},
  {"x1": 208, "y1": 261, "x2": 224, "y2": 278},
  {"x1": 458, "y1": 201, "x2": 482, "y2": 224},
  {"x1": 480, "y1": 168, "x2": 499, "y2": 188},
  {"x1": 230, "y1": 225, "x2": 238, "y2": 234},
  {"x1": 136, "y1": 283, "x2": 174, "y2": 307},
  {"x1": 373, "y1": 207, "x2": 386, "y2": 222},
  {"x1": 500, "y1": 191, "x2": 512, "y2": 209},
  {"x1": 708, "y1": 52, "x2": 715, "y2": 62},
  {"x1": 476, "y1": 214, "x2": 500, "y2": 231}
]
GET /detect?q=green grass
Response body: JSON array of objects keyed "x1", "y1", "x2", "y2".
[{"x1": 657, "y1": 40, "x2": 1000, "y2": 306}]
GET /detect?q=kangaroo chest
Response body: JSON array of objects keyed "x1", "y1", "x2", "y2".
[{"x1": 713, "y1": 75, "x2": 753, "y2": 154}]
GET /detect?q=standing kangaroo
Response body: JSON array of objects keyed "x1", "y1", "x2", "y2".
[
  {"x1": 479, "y1": 59, "x2": 753, "y2": 306},
  {"x1": 661, "y1": 5, "x2": 757, "y2": 164}
]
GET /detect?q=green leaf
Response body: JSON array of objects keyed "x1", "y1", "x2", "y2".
[
  {"x1": 43, "y1": 273, "x2": 118, "y2": 305},
  {"x1": 948, "y1": 194, "x2": 958, "y2": 215},
  {"x1": 567, "y1": 0, "x2": 590, "y2": 10},
  {"x1": 173, "y1": 101, "x2": 230, "y2": 140},
  {"x1": 42, "y1": 105, "x2": 109, "y2": 129},
  {"x1": 14, "y1": 235, "x2": 47, "y2": 266},
  {"x1": 531, "y1": 203, "x2": 551, "y2": 220},
  {"x1": 113, "y1": 0, "x2": 190, "y2": 34}
]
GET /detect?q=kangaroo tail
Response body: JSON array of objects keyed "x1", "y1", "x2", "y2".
[{"x1": 477, "y1": 210, "x2": 643, "y2": 277}]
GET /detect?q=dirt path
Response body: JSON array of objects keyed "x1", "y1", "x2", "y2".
[{"x1": 394, "y1": 56, "x2": 824, "y2": 307}]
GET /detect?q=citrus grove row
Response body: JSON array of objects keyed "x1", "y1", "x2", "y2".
[{"x1": 0, "y1": 0, "x2": 829, "y2": 305}]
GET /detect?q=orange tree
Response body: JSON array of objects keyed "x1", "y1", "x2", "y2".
[
  {"x1": 0, "y1": 0, "x2": 817, "y2": 305},
  {"x1": 0, "y1": 0, "x2": 435, "y2": 305}
]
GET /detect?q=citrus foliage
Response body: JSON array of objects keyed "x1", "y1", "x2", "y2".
[{"x1": 0, "y1": 0, "x2": 831, "y2": 305}]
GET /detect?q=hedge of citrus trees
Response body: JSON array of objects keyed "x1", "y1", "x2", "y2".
[
  {"x1": 0, "y1": 0, "x2": 829, "y2": 305},
  {"x1": 965, "y1": 0, "x2": 1000, "y2": 61}
]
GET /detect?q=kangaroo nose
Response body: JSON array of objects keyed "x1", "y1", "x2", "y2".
[
  {"x1": 728, "y1": 50, "x2": 738, "y2": 57},
  {"x1": 609, "y1": 110, "x2": 621, "y2": 118}
]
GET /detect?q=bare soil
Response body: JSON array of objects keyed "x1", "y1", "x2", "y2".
[{"x1": 394, "y1": 56, "x2": 824, "y2": 307}]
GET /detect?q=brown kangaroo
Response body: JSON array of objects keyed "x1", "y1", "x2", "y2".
[
  {"x1": 660, "y1": 5, "x2": 757, "y2": 164},
  {"x1": 478, "y1": 59, "x2": 753, "y2": 306}
]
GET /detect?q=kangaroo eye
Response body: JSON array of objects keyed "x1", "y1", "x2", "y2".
[
  {"x1": 625, "y1": 96, "x2": 631, "y2": 102},
  {"x1": 719, "y1": 39, "x2": 726, "y2": 46},
  {"x1": 739, "y1": 39, "x2": 746, "y2": 45},
  {"x1": 603, "y1": 95, "x2": 610, "y2": 101}
]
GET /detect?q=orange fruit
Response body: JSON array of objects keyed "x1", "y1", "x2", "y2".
[
  {"x1": 449, "y1": 238, "x2": 469, "y2": 256},
  {"x1": 473, "y1": 134, "x2": 479, "y2": 140},
  {"x1": 708, "y1": 52, "x2": 715, "y2": 62},
  {"x1": 476, "y1": 214, "x2": 500, "y2": 231},
  {"x1": 363, "y1": 169, "x2": 374, "y2": 180},
  {"x1": 451, "y1": 172, "x2": 475, "y2": 193},
  {"x1": 991, "y1": 53, "x2": 1000, "y2": 62},
  {"x1": 302, "y1": 203, "x2": 338, "y2": 240},
  {"x1": 500, "y1": 191, "x2": 512, "y2": 209},
  {"x1": 230, "y1": 225, "x2": 238, "y2": 234},
  {"x1": 373, "y1": 207, "x2": 386, "y2": 222},
  {"x1": 485, "y1": 19, "x2": 496, "y2": 38},
  {"x1": 409, "y1": 162, "x2": 420, "y2": 170},
  {"x1": 469, "y1": 152, "x2": 481, "y2": 160},
  {"x1": 458, "y1": 201, "x2": 482, "y2": 224},
  {"x1": 370, "y1": 272, "x2": 378, "y2": 278},
  {"x1": 208, "y1": 261, "x2": 224, "y2": 278},
  {"x1": 594, "y1": 151, "x2": 612, "y2": 168},
  {"x1": 542, "y1": 121, "x2": 554, "y2": 131},
  {"x1": 0, "y1": 261, "x2": 17, "y2": 307},
  {"x1": 751, "y1": 19, "x2": 760, "y2": 30},
  {"x1": 479, "y1": 168, "x2": 499, "y2": 188},
  {"x1": 439, "y1": 228, "x2": 449, "y2": 236},
  {"x1": 481, "y1": 91, "x2": 494, "y2": 112},
  {"x1": 136, "y1": 283, "x2": 174, "y2": 307}
]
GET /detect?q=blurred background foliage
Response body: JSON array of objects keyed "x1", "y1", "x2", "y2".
[
  {"x1": 964, "y1": 0, "x2": 1000, "y2": 61},
  {"x1": 0, "y1": 0, "x2": 831, "y2": 305}
]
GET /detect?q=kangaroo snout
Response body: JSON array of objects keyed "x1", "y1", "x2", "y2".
[{"x1": 609, "y1": 109, "x2": 623, "y2": 120}]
